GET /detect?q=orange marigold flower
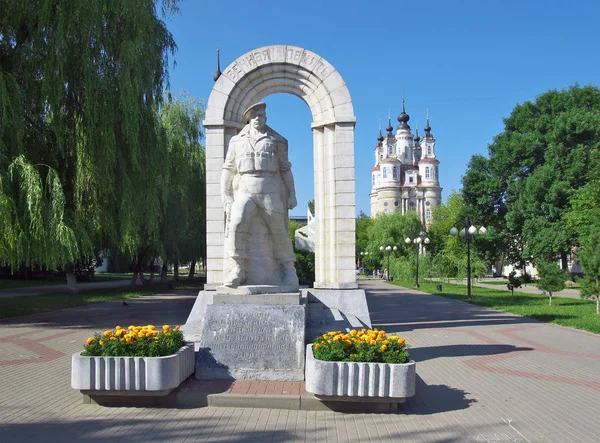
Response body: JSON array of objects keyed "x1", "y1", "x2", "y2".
[
  {"x1": 86, "y1": 337, "x2": 94, "y2": 345},
  {"x1": 174, "y1": 325, "x2": 181, "y2": 331},
  {"x1": 103, "y1": 330, "x2": 113, "y2": 337},
  {"x1": 381, "y1": 345, "x2": 388, "y2": 351}
]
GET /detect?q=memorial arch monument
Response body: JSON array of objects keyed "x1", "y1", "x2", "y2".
[
  {"x1": 184, "y1": 46, "x2": 370, "y2": 381},
  {"x1": 203, "y1": 45, "x2": 357, "y2": 290}
]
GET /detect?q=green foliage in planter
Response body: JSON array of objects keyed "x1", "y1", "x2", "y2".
[
  {"x1": 313, "y1": 329, "x2": 410, "y2": 364},
  {"x1": 82, "y1": 325, "x2": 184, "y2": 357}
]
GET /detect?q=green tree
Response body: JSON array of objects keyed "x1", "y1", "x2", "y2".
[
  {"x1": 366, "y1": 211, "x2": 423, "y2": 267},
  {"x1": 355, "y1": 211, "x2": 374, "y2": 257},
  {"x1": 157, "y1": 91, "x2": 205, "y2": 282},
  {"x1": 307, "y1": 199, "x2": 315, "y2": 216},
  {"x1": 0, "y1": 0, "x2": 180, "y2": 277},
  {"x1": 579, "y1": 232, "x2": 600, "y2": 315},
  {"x1": 507, "y1": 270, "x2": 522, "y2": 299},
  {"x1": 537, "y1": 261, "x2": 566, "y2": 306},
  {"x1": 461, "y1": 85, "x2": 600, "y2": 269}
]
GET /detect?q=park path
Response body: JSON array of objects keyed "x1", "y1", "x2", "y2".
[{"x1": 0, "y1": 279, "x2": 599, "y2": 442}]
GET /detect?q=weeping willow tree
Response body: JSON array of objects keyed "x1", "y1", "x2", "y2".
[
  {"x1": 157, "y1": 91, "x2": 206, "y2": 282},
  {"x1": 0, "y1": 0, "x2": 180, "y2": 273}
]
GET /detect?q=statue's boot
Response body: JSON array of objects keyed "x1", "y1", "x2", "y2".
[
  {"x1": 224, "y1": 264, "x2": 245, "y2": 288},
  {"x1": 282, "y1": 265, "x2": 299, "y2": 288}
]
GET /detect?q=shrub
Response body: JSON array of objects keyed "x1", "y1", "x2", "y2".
[
  {"x1": 312, "y1": 328, "x2": 410, "y2": 364},
  {"x1": 294, "y1": 249, "x2": 315, "y2": 287},
  {"x1": 81, "y1": 324, "x2": 184, "y2": 357}
]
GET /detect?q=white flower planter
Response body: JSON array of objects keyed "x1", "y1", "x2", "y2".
[
  {"x1": 305, "y1": 344, "x2": 416, "y2": 401},
  {"x1": 71, "y1": 344, "x2": 195, "y2": 395}
]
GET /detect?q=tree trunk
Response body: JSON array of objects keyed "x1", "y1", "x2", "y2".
[
  {"x1": 188, "y1": 261, "x2": 196, "y2": 279},
  {"x1": 549, "y1": 292, "x2": 553, "y2": 306},
  {"x1": 596, "y1": 297, "x2": 599, "y2": 315},
  {"x1": 560, "y1": 252, "x2": 568, "y2": 271},
  {"x1": 130, "y1": 252, "x2": 145, "y2": 286},
  {"x1": 66, "y1": 270, "x2": 78, "y2": 294},
  {"x1": 174, "y1": 261, "x2": 180, "y2": 281},
  {"x1": 161, "y1": 263, "x2": 168, "y2": 284}
]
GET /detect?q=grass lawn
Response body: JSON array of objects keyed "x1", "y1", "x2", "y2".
[
  {"x1": 478, "y1": 280, "x2": 511, "y2": 285},
  {"x1": 0, "y1": 278, "x2": 205, "y2": 319},
  {"x1": 392, "y1": 279, "x2": 600, "y2": 334},
  {"x1": 0, "y1": 279, "x2": 66, "y2": 289}
]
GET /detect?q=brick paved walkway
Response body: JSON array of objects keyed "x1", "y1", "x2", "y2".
[{"x1": 1, "y1": 280, "x2": 599, "y2": 442}]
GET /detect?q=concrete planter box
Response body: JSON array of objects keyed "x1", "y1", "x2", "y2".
[
  {"x1": 305, "y1": 344, "x2": 416, "y2": 401},
  {"x1": 71, "y1": 344, "x2": 195, "y2": 396}
]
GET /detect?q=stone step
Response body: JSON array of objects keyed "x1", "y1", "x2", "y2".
[{"x1": 172, "y1": 378, "x2": 399, "y2": 412}]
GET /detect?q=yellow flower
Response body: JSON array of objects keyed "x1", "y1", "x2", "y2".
[
  {"x1": 86, "y1": 337, "x2": 94, "y2": 345},
  {"x1": 381, "y1": 345, "x2": 388, "y2": 351},
  {"x1": 115, "y1": 325, "x2": 122, "y2": 330},
  {"x1": 162, "y1": 324, "x2": 171, "y2": 330},
  {"x1": 382, "y1": 340, "x2": 389, "y2": 345},
  {"x1": 350, "y1": 330, "x2": 357, "y2": 336},
  {"x1": 315, "y1": 343, "x2": 320, "y2": 348},
  {"x1": 397, "y1": 338, "x2": 405, "y2": 346},
  {"x1": 103, "y1": 330, "x2": 113, "y2": 337},
  {"x1": 125, "y1": 337, "x2": 132, "y2": 343},
  {"x1": 174, "y1": 325, "x2": 181, "y2": 331},
  {"x1": 109, "y1": 336, "x2": 117, "y2": 341},
  {"x1": 322, "y1": 333, "x2": 328, "y2": 339},
  {"x1": 99, "y1": 340, "x2": 104, "y2": 345}
]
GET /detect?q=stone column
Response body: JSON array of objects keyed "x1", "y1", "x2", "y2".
[
  {"x1": 313, "y1": 122, "x2": 357, "y2": 289},
  {"x1": 204, "y1": 125, "x2": 226, "y2": 286}
]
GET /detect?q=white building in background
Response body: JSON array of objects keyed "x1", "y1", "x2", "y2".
[
  {"x1": 294, "y1": 207, "x2": 316, "y2": 252},
  {"x1": 370, "y1": 101, "x2": 442, "y2": 226}
]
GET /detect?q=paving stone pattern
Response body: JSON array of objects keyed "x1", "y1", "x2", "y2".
[{"x1": 1, "y1": 282, "x2": 599, "y2": 442}]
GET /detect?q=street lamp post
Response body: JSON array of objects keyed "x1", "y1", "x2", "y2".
[
  {"x1": 359, "y1": 251, "x2": 368, "y2": 273},
  {"x1": 379, "y1": 244, "x2": 398, "y2": 281},
  {"x1": 450, "y1": 217, "x2": 487, "y2": 300},
  {"x1": 405, "y1": 233, "x2": 430, "y2": 288}
]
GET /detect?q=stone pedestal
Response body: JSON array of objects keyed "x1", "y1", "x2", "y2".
[{"x1": 184, "y1": 290, "x2": 306, "y2": 381}]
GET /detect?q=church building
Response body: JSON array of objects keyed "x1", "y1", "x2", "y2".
[{"x1": 369, "y1": 100, "x2": 442, "y2": 226}]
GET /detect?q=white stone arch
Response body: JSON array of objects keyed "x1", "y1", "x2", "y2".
[{"x1": 203, "y1": 45, "x2": 357, "y2": 289}]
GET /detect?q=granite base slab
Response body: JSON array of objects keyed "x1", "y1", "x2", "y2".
[{"x1": 196, "y1": 304, "x2": 306, "y2": 381}]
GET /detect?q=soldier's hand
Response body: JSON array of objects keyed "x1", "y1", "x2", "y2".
[
  {"x1": 288, "y1": 195, "x2": 298, "y2": 210},
  {"x1": 223, "y1": 197, "x2": 234, "y2": 218}
]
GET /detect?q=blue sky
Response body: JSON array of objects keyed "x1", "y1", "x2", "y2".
[{"x1": 165, "y1": 0, "x2": 600, "y2": 217}]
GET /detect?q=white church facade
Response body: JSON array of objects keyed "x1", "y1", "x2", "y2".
[{"x1": 369, "y1": 101, "x2": 442, "y2": 225}]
